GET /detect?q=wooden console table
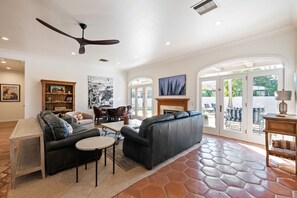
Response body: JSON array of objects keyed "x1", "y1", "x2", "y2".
[
  {"x1": 263, "y1": 114, "x2": 297, "y2": 174},
  {"x1": 9, "y1": 118, "x2": 45, "y2": 188}
]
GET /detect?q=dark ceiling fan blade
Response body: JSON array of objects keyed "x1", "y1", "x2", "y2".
[
  {"x1": 83, "y1": 39, "x2": 120, "y2": 45},
  {"x1": 36, "y1": 18, "x2": 77, "y2": 40},
  {"x1": 79, "y1": 45, "x2": 85, "y2": 54}
]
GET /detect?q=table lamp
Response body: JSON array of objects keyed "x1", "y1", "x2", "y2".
[{"x1": 275, "y1": 89, "x2": 292, "y2": 117}]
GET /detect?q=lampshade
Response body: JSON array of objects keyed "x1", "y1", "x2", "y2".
[{"x1": 275, "y1": 90, "x2": 292, "y2": 101}]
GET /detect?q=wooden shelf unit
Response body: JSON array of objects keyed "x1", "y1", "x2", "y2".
[
  {"x1": 41, "y1": 79, "x2": 76, "y2": 113},
  {"x1": 263, "y1": 113, "x2": 297, "y2": 174}
]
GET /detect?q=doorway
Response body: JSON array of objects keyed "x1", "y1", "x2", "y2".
[
  {"x1": 129, "y1": 77, "x2": 153, "y2": 119},
  {"x1": 0, "y1": 57, "x2": 25, "y2": 121},
  {"x1": 200, "y1": 59, "x2": 283, "y2": 144}
]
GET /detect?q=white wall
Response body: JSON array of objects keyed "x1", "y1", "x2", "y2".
[
  {"x1": 0, "y1": 49, "x2": 127, "y2": 118},
  {"x1": 0, "y1": 69, "x2": 25, "y2": 121},
  {"x1": 127, "y1": 29, "x2": 297, "y2": 115}
]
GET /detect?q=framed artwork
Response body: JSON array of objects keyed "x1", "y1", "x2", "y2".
[
  {"x1": 50, "y1": 85, "x2": 65, "y2": 93},
  {"x1": 159, "y1": 74, "x2": 186, "y2": 96},
  {"x1": 0, "y1": 84, "x2": 20, "y2": 102},
  {"x1": 88, "y1": 76, "x2": 113, "y2": 109}
]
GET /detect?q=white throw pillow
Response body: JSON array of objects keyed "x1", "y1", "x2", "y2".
[{"x1": 60, "y1": 118, "x2": 73, "y2": 134}]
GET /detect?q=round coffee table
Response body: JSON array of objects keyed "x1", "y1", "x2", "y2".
[{"x1": 75, "y1": 136, "x2": 115, "y2": 187}]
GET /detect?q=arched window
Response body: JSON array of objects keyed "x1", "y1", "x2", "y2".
[{"x1": 129, "y1": 77, "x2": 153, "y2": 119}]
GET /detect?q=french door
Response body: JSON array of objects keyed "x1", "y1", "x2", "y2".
[
  {"x1": 200, "y1": 69, "x2": 282, "y2": 144},
  {"x1": 130, "y1": 85, "x2": 152, "y2": 119}
]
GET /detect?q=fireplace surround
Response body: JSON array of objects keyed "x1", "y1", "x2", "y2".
[{"x1": 155, "y1": 98, "x2": 190, "y2": 115}]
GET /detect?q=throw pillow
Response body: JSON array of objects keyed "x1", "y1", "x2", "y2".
[
  {"x1": 77, "y1": 113, "x2": 84, "y2": 120},
  {"x1": 60, "y1": 118, "x2": 73, "y2": 134},
  {"x1": 43, "y1": 113, "x2": 69, "y2": 140}
]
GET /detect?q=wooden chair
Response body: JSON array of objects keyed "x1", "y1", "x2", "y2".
[
  {"x1": 126, "y1": 105, "x2": 133, "y2": 118},
  {"x1": 93, "y1": 106, "x2": 108, "y2": 125},
  {"x1": 110, "y1": 106, "x2": 127, "y2": 122}
]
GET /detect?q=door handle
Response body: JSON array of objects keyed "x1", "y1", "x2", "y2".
[{"x1": 220, "y1": 105, "x2": 222, "y2": 112}]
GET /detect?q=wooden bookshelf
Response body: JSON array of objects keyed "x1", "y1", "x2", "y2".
[{"x1": 41, "y1": 79, "x2": 76, "y2": 113}]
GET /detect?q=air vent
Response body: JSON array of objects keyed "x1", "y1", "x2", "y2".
[
  {"x1": 192, "y1": 0, "x2": 218, "y2": 15},
  {"x1": 99, "y1": 59, "x2": 109, "y2": 62}
]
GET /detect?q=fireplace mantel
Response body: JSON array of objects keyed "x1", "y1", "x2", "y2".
[{"x1": 155, "y1": 98, "x2": 190, "y2": 115}]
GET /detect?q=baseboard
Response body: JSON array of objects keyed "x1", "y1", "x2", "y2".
[{"x1": 0, "y1": 119, "x2": 19, "y2": 122}]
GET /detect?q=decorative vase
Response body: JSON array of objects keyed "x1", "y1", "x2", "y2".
[{"x1": 124, "y1": 114, "x2": 129, "y2": 125}]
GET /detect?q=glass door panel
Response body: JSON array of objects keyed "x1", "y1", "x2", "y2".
[
  {"x1": 201, "y1": 81, "x2": 217, "y2": 128},
  {"x1": 130, "y1": 88, "x2": 136, "y2": 115},
  {"x1": 221, "y1": 77, "x2": 244, "y2": 134},
  {"x1": 146, "y1": 86, "x2": 152, "y2": 117},
  {"x1": 137, "y1": 88, "x2": 143, "y2": 117},
  {"x1": 252, "y1": 75, "x2": 278, "y2": 135}
]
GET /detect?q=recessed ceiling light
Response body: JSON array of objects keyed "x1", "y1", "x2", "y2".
[
  {"x1": 1, "y1": 60, "x2": 6, "y2": 64},
  {"x1": 165, "y1": 41, "x2": 171, "y2": 46},
  {"x1": 71, "y1": 52, "x2": 76, "y2": 55},
  {"x1": 1, "y1": 37, "x2": 9, "y2": 41},
  {"x1": 6, "y1": 67, "x2": 11, "y2": 70},
  {"x1": 214, "y1": 20, "x2": 223, "y2": 26},
  {"x1": 117, "y1": 62, "x2": 120, "y2": 65}
]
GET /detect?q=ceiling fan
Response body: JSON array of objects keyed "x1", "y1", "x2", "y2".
[{"x1": 36, "y1": 18, "x2": 119, "y2": 54}]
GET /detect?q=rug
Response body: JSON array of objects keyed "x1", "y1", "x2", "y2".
[
  {"x1": 105, "y1": 140, "x2": 139, "y2": 171},
  {"x1": 8, "y1": 140, "x2": 206, "y2": 198}
]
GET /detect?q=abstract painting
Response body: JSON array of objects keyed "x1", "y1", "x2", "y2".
[
  {"x1": 159, "y1": 75, "x2": 186, "y2": 96},
  {"x1": 88, "y1": 76, "x2": 113, "y2": 109}
]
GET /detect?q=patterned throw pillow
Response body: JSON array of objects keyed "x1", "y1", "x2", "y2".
[
  {"x1": 60, "y1": 118, "x2": 73, "y2": 134},
  {"x1": 77, "y1": 113, "x2": 84, "y2": 120}
]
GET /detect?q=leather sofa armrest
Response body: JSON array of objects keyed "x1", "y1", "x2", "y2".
[
  {"x1": 82, "y1": 112, "x2": 93, "y2": 120},
  {"x1": 46, "y1": 128, "x2": 100, "y2": 152},
  {"x1": 121, "y1": 126, "x2": 149, "y2": 146}
]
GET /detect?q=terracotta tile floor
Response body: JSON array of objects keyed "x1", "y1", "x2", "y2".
[
  {"x1": 0, "y1": 121, "x2": 16, "y2": 198},
  {"x1": 1, "y1": 121, "x2": 296, "y2": 198},
  {"x1": 115, "y1": 135, "x2": 297, "y2": 198}
]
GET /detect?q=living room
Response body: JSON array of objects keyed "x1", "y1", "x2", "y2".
[{"x1": 1, "y1": 0, "x2": 297, "y2": 197}]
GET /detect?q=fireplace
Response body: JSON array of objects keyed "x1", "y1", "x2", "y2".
[{"x1": 155, "y1": 98, "x2": 190, "y2": 115}]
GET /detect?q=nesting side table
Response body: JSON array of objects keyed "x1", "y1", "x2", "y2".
[{"x1": 75, "y1": 136, "x2": 115, "y2": 187}]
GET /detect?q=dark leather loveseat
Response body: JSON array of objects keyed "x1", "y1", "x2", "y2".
[
  {"x1": 37, "y1": 111, "x2": 102, "y2": 175},
  {"x1": 121, "y1": 110, "x2": 203, "y2": 169}
]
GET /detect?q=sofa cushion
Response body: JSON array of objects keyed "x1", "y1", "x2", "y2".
[
  {"x1": 173, "y1": 111, "x2": 189, "y2": 119},
  {"x1": 60, "y1": 118, "x2": 73, "y2": 134},
  {"x1": 41, "y1": 110, "x2": 53, "y2": 118},
  {"x1": 187, "y1": 110, "x2": 202, "y2": 117},
  {"x1": 139, "y1": 114, "x2": 174, "y2": 138},
  {"x1": 77, "y1": 119, "x2": 93, "y2": 125},
  {"x1": 43, "y1": 113, "x2": 69, "y2": 140}
]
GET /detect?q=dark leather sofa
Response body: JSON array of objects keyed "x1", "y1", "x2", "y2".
[
  {"x1": 37, "y1": 111, "x2": 102, "y2": 175},
  {"x1": 120, "y1": 110, "x2": 203, "y2": 169}
]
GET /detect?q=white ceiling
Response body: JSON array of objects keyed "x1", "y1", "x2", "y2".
[
  {"x1": 0, "y1": 58, "x2": 24, "y2": 73},
  {"x1": 0, "y1": 0, "x2": 295, "y2": 70}
]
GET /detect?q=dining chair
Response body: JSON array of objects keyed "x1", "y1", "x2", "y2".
[{"x1": 93, "y1": 106, "x2": 108, "y2": 125}]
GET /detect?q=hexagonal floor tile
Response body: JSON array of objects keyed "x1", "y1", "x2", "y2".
[
  {"x1": 171, "y1": 161, "x2": 188, "y2": 172},
  {"x1": 185, "y1": 160, "x2": 204, "y2": 169},
  {"x1": 185, "y1": 153, "x2": 201, "y2": 161},
  {"x1": 129, "y1": 178, "x2": 150, "y2": 190},
  {"x1": 200, "y1": 159, "x2": 217, "y2": 167},
  {"x1": 213, "y1": 157, "x2": 231, "y2": 165},
  {"x1": 201, "y1": 167, "x2": 222, "y2": 177},
  {"x1": 204, "y1": 177, "x2": 228, "y2": 191},
  {"x1": 185, "y1": 168, "x2": 206, "y2": 180},
  {"x1": 164, "y1": 182, "x2": 188, "y2": 198},
  {"x1": 149, "y1": 172, "x2": 170, "y2": 187},
  {"x1": 226, "y1": 187, "x2": 253, "y2": 198},
  {"x1": 244, "y1": 161, "x2": 265, "y2": 170},
  {"x1": 261, "y1": 180, "x2": 292, "y2": 196},
  {"x1": 244, "y1": 183, "x2": 274, "y2": 198},
  {"x1": 157, "y1": 165, "x2": 172, "y2": 174},
  {"x1": 205, "y1": 190, "x2": 230, "y2": 198},
  {"x1": 252, "y1": 170, "x2": 276, "y2": 181},
  {"x1": 226, "y1": 156, "x2": 243, "y2": 163},
  {"x1": 220, "y1": 174, "x2": 245, "y2": 188},
  {"x1": 278, "y1": 178, "x2": 297, "y2": 190},
  {"x1": 211, "y1": 151, "x2": 226, "y2": 158},
  {"x1": 236, "y1": 172, "x2": 261, "y2": 184},
  {"x1": 167, "y1": 170, "x2": 188, "y2": 183},
  {"x1": 117, "y1": 188, "x2": 141, "y2": 198},
  {"x1": 217, "y1": 165, "x2": 237, "y2": 175},
  {"x1": 184, "y1": 179, "x2": 209, "y2": 195},
  {"x1": 230, "y1": 163, "x2": 252, "y2": 172},
  {"x1": 198, "y1": 153, "x2": 213, "y2": 159},
  {"x1": 141, "y1": 185, "x2": 166, "y2": 198}
]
